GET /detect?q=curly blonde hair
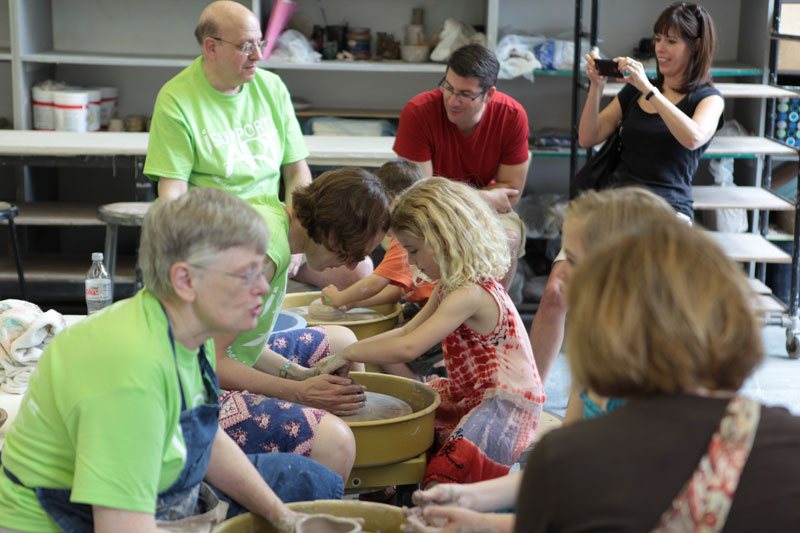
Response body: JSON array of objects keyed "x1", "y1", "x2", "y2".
[{"x1": 391, "y1": 177, "x2": 509, "y2": 293}]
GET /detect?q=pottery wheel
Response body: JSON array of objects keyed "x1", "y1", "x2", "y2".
[
  {"x1": 308, "y1": 299, "x2": 348, "y2": 321},
  {"x1": 296, "y1": 514, "x2": 362, "y2": 533},
  {"x1": 285, "y1": 301, "x2": 384, "y2": 324},
  {"x1": 339, "y1": 391, "x2": 413, "y2": 422}
]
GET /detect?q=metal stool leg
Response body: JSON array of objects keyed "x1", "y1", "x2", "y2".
[
  {"x1": 7, "y1": 216, "x2": 25, "y2": 300},
  {"x1": 103, "y1": 222, "x2": 119, "y2": 292}
]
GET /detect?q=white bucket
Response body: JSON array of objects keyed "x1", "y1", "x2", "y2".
[
  {"x1": 32, "y1": 85, "x2": 56, "y2": 131},
  {"x1": 86, "y1": 89, "x2": 101, "y2": 131},
  {"x1": 97, "y1": 86, "x2": 118, "y2": 130},
  {"x1": 53, "y1": 90, "x2": 89, "y2": 132}
]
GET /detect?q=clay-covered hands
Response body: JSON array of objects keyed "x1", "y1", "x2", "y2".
[
  {"x1": 412, "y1": 484, "x2": 478, "y2": 510},
  {"x1": 403, "y1": 506, "x2": 508, "y2": 533},
  {"x1": 285, "y1": 365, "x2": 318, "y2": 382},
  {"x1": 314, "y1": 351, "x2": 352, "y2": 377},
  {"x1": 293, "y1": 374, "x2": 366, "y2": 416}
]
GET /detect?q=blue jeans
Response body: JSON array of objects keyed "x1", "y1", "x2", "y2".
[{"x1": 212, "y1": 452, "x2": 343, "y2": 518}]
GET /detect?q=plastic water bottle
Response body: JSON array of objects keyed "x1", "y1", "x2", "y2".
[{"x1": 85, "y1": 252, "x2": 112, "y2": 314}]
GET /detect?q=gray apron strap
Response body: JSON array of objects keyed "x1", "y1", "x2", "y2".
[{"x1": 155, "y1": 482, "x2": 229, "y2": 533}]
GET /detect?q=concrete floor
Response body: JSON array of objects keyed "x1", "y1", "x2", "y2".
[{"x1": 541, "y1": 324, "x2": 800, "y2": 419}]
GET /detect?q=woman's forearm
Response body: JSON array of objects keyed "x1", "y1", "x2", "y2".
[
  {"x1": 217, "y1": 349, "x2": 300, "y2": 400},
  {"x1": 206, "y1": 428, "x2": 293, "y2": 527},
  {"x1": 578, "y1": 83, "x2": 607, "y2": 147}
]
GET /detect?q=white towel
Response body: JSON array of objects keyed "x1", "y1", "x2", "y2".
[{"x1": 0, "y1": 300, "x2": 65, "y2": 394}]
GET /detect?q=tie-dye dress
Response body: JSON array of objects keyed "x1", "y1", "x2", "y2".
[{"x1": 424, "y1": 278, "x2": 545, "y2": 486}]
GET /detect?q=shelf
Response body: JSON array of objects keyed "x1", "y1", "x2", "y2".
[
  {"x1": 748, "y1": 277, "x2": 773, "y2": 295},
  {"x1": 0, "y1": 203, "x2": 105, "y2": 226},
  {"x1": 0, "y1": 130, "x2": 149, "y2": 157},
  {"x1": 261, "y1": 59, "x2": 445, "y2": 73},
  {"x1": 536, "y1": 61, "x2": 762, "y2": 79},
  {"x1": 603, "y1": 82, "x2": 799, "y2": 98},
  {"x1": 754, "y1": 293, "x2": 788, "y2": 314},
  {"x1": 693, "y1": 186, "x2": 795, "y2": 211},
  {"x1": 0, "y1": 50, "x2": 10, "y2": 61},
  {"x1": 21, "y1": 51, "x2": 194, "y2": 68},
  {"x1": 531, "y1": 69, "x2": 574, "y2": 77},
  {"x1": 294, "y1": 108, "x2": 402, "y2": 119},
  {"x1": 706, "y1": 232, "x2": 792, "y2": 263},
  {"x1": 0, "y1": 255, "x2": 137, "y2": 284},
  {"x1": 704, "y1": 136, "x2": 798, "y2": 157},
  {"x1": 581, "y1": 135, "x2": 796, "y2": 159}
]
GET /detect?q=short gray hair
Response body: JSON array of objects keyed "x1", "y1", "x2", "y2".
[{"x1": 139, "y1": 188, "x2": 269, "y2": 299}]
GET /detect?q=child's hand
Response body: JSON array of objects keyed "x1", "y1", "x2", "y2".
[
  {"x1": 285, "y1": 365, "x2": 318, "y2": 381},
  {"x1": 314, "y1": 352, "x2": 351, "y2": 377},
  {"x1": 321, "y1": 285, "x2": 342, "y2": 307},
  {"x1": 404, "y1": 506, "x2": 506, "y2": 533}
]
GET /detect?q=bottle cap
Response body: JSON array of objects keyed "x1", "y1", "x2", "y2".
[{"x1": 92, "y1": 252, "x2": 104, "y2": 262}]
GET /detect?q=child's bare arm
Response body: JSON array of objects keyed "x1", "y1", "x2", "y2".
[
  {"x1": 345, "y1": 284, "x2": 403, "y2": 308},
  {"x1": 321, "y1": 274, "x2": 391, "y2": 308},
  {"x1": 316, "y1": 286, "x2": 481, "y2": 369}
]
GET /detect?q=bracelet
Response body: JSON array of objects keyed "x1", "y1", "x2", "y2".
[
  {"x1": 645, "y1": 89, "x2": 656, "y2": 100},
  {"x1": 279, "y1": 360, "x2": 292, "y2": 379}
]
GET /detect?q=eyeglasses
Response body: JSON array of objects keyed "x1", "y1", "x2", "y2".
[
  {"x1": 438, "y1": 78, "x2": 488, "y2": 103},
  {"x1": 191, "y1": 260, "x2": 274, "y2": 288},
  {"x1": 212, "y1": 36, "x2": 267, "y2": 56}
]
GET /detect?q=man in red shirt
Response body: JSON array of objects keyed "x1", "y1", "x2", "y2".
[{"x1": 393, "y1": 43, "x2": 530, "y2": 287}]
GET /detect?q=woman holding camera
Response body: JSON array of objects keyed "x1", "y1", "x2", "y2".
[{"x1": 579, "y1": 1, "x2": 724, "y2": 220}]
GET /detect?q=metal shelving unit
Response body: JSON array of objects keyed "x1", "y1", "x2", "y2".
[{"x1": 570, "y1": 0, "x2": 800, "y2": 342}]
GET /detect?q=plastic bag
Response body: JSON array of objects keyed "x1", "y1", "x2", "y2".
[
  {"x1": 496, "y1": 34, "x2": 543, "y2": 81},
  {"x1": 270, "y1": 29, "x2": 321, "y2": 63},
  {"x1": 533, "y1": 39, "x2": 582, "y2": 70},
  {"x1": 705, "y1": 121, "x2": 749, "y2": 233},
  {"x1": 430, "y1": 19, "x2": 486, "y2": 62}
]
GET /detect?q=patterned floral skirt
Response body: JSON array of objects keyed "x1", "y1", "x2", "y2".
[{"x1": 219, "y1": 326, "x2": 330, "y2": 456}]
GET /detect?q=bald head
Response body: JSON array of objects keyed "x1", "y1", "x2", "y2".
[{"x1": 195, "y1": 1, "x2": 258, "y2": 46}]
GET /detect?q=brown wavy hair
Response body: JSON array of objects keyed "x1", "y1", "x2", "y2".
[
  {"x1": 653, "y1": 2, "x2": 716, "y2": 92},
  {"x1": 292, "y1": 167, "x2": 391, "y2": 263}
]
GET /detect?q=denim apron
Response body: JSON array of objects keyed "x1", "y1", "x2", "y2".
[{"x1": 2, "y1": 311, "x2": 226, "y2": 533}]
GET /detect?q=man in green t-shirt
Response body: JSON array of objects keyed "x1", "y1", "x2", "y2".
[{"x1": 143, "y1": 0, "x2": 372, "y2": 289}]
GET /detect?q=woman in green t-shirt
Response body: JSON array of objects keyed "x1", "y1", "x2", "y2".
[{"x1": 0, "y1": 188, "x2": 343, "y2": 533}]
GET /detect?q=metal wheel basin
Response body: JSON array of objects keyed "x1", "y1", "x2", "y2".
[
  {"x1": 281, "y1": 292, "x2": 401, "y2": 340},
  {"x1": 345, "y1": 372, "x2": 440, "y2": 468},
  {"x1": 213, "y1": 500, "x2": 408, "y2": 533}
]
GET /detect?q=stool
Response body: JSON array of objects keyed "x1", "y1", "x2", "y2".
[
  {"x1": 97, "y1": 202, "x2": 152, "y2": 291},
  {"x1": 0, "y1": 202, "x2": 26, "y2": 299}
]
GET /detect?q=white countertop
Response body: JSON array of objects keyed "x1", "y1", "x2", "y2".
[{"x1": 0, "y1": 131, "x2": 397, "y2": 167}]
